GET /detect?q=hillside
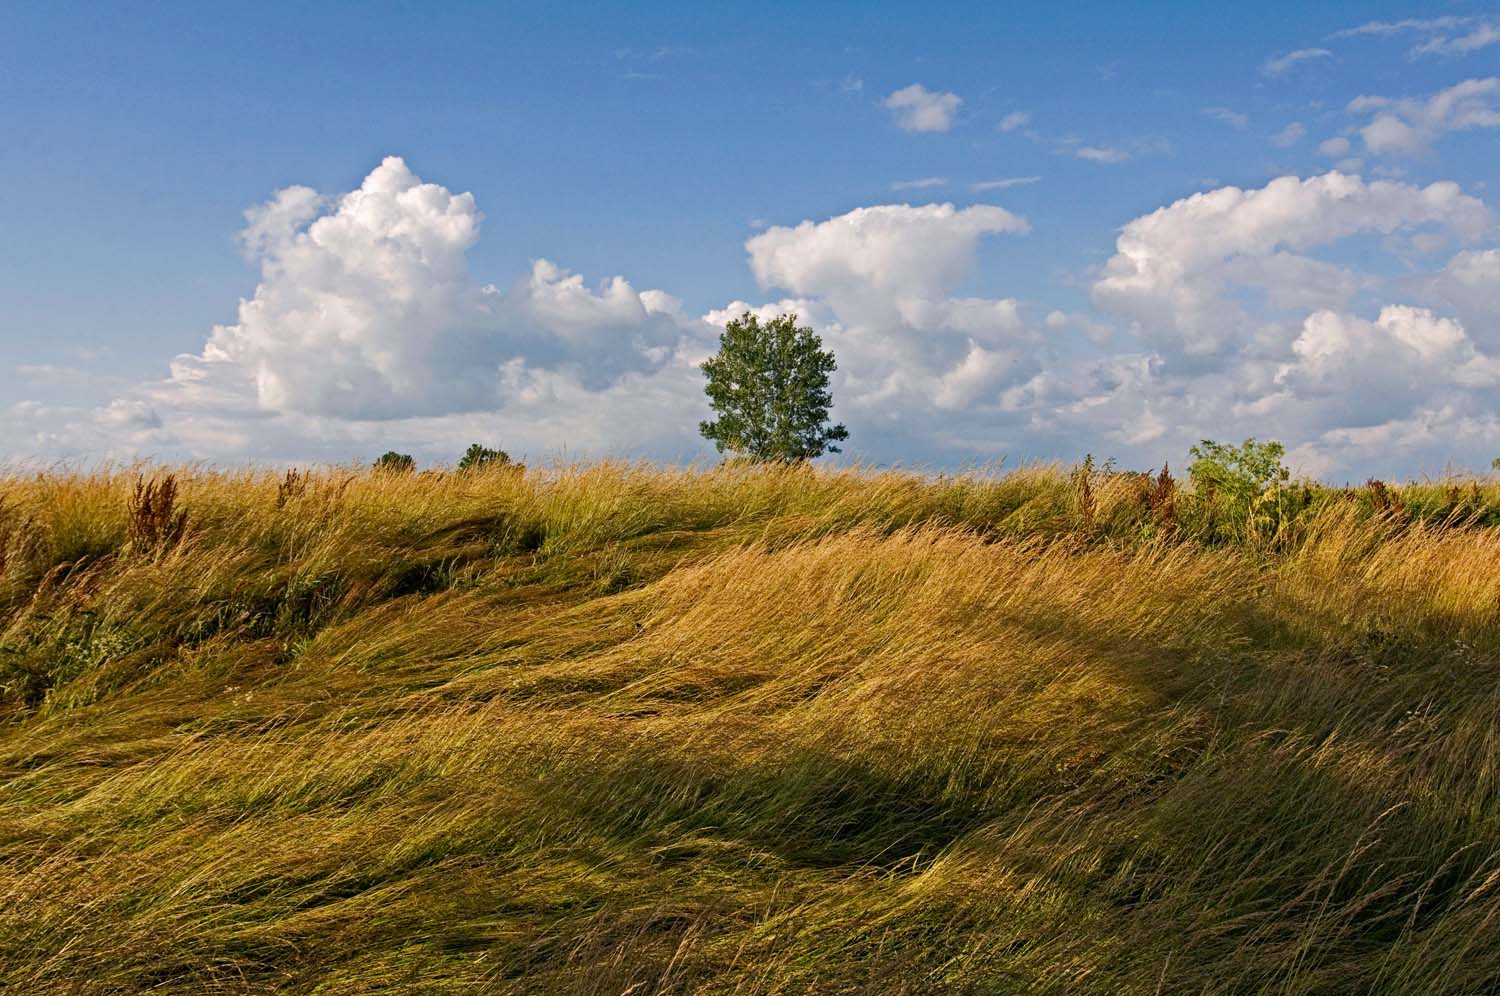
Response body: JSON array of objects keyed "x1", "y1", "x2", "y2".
[{"x1": 3, "y1": 463, "x2": 1500, "y2": 994}]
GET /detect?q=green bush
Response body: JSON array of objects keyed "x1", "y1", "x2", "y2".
[{"x1": 1188, "y1": 437, "x2": 1298, "y2": 542}]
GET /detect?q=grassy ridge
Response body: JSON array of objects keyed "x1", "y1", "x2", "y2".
[{"x1": 3, "y1": 463, "x2": 1500, "y2": 993}]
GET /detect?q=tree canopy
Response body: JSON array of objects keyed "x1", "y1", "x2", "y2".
[
  {"x1": 699, "y1": 312, "x2": 848, "y2": 462},
  {"x1": 458, "y1": 443, "x2": 510, "y2": 470}
]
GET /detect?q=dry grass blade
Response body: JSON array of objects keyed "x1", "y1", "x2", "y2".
[{"x1": 127, "y1": 474, "x2": 188, "y2": 557}]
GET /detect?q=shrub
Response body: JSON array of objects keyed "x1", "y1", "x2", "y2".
[
  {"x1": 1366, "y1": 478, "x2": 1405, "y2": 519},
  {"x1": 1188, "y1": 438, "x2": 1293, "y2": 542}
]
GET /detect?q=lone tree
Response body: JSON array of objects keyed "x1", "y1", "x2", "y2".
[
  {"x1": 458, "y1": 443, "x2": 510, "y2": 471},
  {"x1": 373, "y1": 451, "x2": 415, "y2": 474},
  {"x1": 699, "y1": 312, "x2": 848, "y2": 462}
]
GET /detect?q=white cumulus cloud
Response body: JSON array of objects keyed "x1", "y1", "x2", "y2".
[
  {"x1": 736, "y1": 202, "x2": 1042, "y2": 443},
  {"x1": 1091, "y1": 171, "x2": 1489, "y2": 359},
  {"x1": 746, "y1": 203, "x2": 1028, "y2": 307},
  {"x1": 198, "y1": 157, "x2": 701, "y2": 420},
  {"x1": 883, "y1": 83, "x2": 963, "y2": 133}
]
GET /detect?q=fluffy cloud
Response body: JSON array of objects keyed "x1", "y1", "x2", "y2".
[
  {"x1": 1251, "y1": 303, "x2": 1500, "y2": 475},
  {"x1": 746, "y1": 203, "x2": 1027, "y2": 308},
  {"x1": 1348, "y1": 78, "x2": 1500, "y2": 155},
  {"x1": 1432, "y1": 249, "x2": 1500, "y2": 346},
  {"x1": 203, "y1": 158, "x2": 488, "y2": 418},
  {"x1": 198, "y1": 157, "x2": 701, "y2": 420},
  {"x1": 883, "y1": 84, "x2": 962, "y2": 133},
  {"x1": 1276, "y1": 306, "x2": 1483, "y2": 418},
  {"x1": 1072, "y1": 172, "x2": 1500, "y2": 476},
  {"x1": 17, "y1": 158, "x2": 717, "y2": 465},
  {"x1": 737, "y1": 202, "x2": 1043, "y2": 439},
  {"x1": 1091, "y1": 172, "x2": 1488, "y2": 359}
]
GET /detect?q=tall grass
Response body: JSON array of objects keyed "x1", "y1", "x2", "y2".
[{"x1": 2, "y1": 462, "x2": 1500, "y2": 992}]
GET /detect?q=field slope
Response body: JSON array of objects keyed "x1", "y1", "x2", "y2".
[{"x1": 3, "y1": 464, "x2": 1500, "y2": 994}]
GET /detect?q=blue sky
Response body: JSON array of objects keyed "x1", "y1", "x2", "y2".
[{"x1": 4, "y1": 2, "x2": 1500, "y2": 477}]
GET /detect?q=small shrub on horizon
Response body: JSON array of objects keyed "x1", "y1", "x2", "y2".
[{"x1": 1188, "y1": 438, "x2": 1296, "y2": 543}]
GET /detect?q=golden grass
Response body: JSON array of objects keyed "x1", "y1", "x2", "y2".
[{"x1": 2, "y1": 462, "x2": 1500, "y2": 992}]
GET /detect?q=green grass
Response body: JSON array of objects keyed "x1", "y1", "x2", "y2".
[{"x1": 3, "y1": 462, "x2": 1500, "y2": 993}]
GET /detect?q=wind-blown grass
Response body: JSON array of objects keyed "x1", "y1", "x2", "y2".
[{"x1": 2, "y1": 462, "x2": 1500, "y2": 993}]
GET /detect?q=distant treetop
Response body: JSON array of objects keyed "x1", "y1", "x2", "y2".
[
  {"x1": 459, "y1": 443, "x2": 511, "y2": 470},
  {"x1": 373, "y1": 451, "x2": 415, "y2": 473}
]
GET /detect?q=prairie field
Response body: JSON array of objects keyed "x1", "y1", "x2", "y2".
[{"x1": 4, "y1": 462, "x2": 1500, "y2": 994}]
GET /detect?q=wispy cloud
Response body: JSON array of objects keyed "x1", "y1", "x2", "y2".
[
  {"x1": 614, "y1": 45, "x2": 699, "y2": 61},
  {"x1": 997, "y1": 110, "x2": 1031, "y2": 132},
  {"x1": 1075, "y1": 145, "x2": 1130, "y2": 164},
  {"x1": 1414, "y1": 21, "x2": 1500, "y2": 56},
  {"x1": 1261, "y1": 48, "x2": 1332, "y2": 76},
  {"x1": 1052, "y1": 133, "x2": 1167, "y2": 165},
  {"x1": 16, "y1": 363, "x2": 126, "y2": 389},
  {"x1": 890, "y1": 177, "x2": 949, "y2": 191},
  {"x1": 1270, "y1": 121, "x2": 1306, "y2": 147},
  {"x1": 1318, "y1": 136, "x2": 1351, "y2": 157},
  {"x1": 971, "y1": 176, "x2": 1041, "y2": 191},
  {"x1": 1333, "y1": 16, "x2": 1500, "y2": 57},
  {"x1": 1333, "y1": 16, "x2": 1466, "y2": 38},
  {"x1": 1203, "y1": 107, "x2": 1249, "y2": 130}
]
